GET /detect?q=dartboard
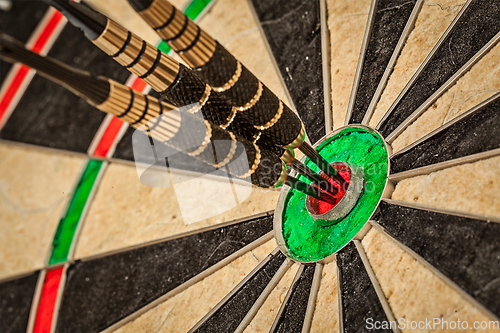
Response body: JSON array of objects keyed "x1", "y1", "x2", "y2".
[{"x1": 1, "y1": 0, "x2": 500, "y2": 332}]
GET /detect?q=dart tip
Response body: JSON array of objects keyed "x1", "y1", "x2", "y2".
[
  {"x1": 127, "y1": 0, "x2": 154, "y2": 12},
  {"x1": 45, "y1": 0, "x2": 107, "y2": 40}
]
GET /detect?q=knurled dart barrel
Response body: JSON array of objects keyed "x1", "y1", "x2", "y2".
[
  {"x1": 130, "y1": 0, "x2": 306, "y2": 150},
  {"x1": 97, "y1": 80, "x2": 286, "y2": 188}
]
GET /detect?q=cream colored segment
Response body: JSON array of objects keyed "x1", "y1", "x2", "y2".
[
  {"x1": 362, "y1": 228, "x2": 493, "y2": 333},
  {"x1": 327, "y1": 0, "x2": 371, "y2": 129},
  {"x1": 310, "y1": 262, "x2": 340, "y2": 333},
  {"x1": 392, "y1": 42, "x2": 500, "y2": 152},
  {"x1": 369, "y1": 0, "x2": 466, "y2": 127},
  {"x1": 0, "y1": 144, "x2": 84, "y2": 279},
  {"x1": 75, "y1": 163, "x2": 280, "y2": 258},
  {"x1": 392, "y1": 156, "x2": 500, "y2": 218},
  {"x1": 197, "y1": 0, "x2": 290, "y2": 105},
  {"x1": 243, "y1": 264, "x2": 300, "y2": 333},
  {"x1": 114, "y1": 292, "x2": 185, "y2": 333},
  {"x1": 113, "y1": 239, "x2": 277, "y2": 333}
]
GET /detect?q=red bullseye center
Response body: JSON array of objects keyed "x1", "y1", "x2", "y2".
[{"x1": 308, "y1": 164, "x2": 351, "y2": 215}]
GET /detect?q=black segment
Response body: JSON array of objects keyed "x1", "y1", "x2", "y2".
[
  {"x1": 0, "y1": 23, "x2": 130, "y2": 153},
  {"x1": 378, "y1": 0, "x2": 500, "y2": 137},
  {"x1": 337, "y1": 242, "x2": 392, "y2": 333},
  {"x1": 193, "y1": 252, "x2": 286, "y2": 333},
  {"x1": 250, "y1": 0, "x2": 326, "y2": 144},
  {"x1": 0, "y1": 1, "x2": 48, "y2": 84},
  {"x1": 271, "y1": 264, "x2": 315, "y2": 333},
  {"x1": 390, "y1": 93, "x2": 500, "y2": 174},
  {"x1": 348, "y1": 0, "x2": 418, "y2": 125},
  {"x1": 374, "y1": 200, "x2": 500, "y2": 318},
  {"x1": 0, "y1": 271, "x2": 39, "y2": 333},
  {"x1": 55, "y1": 214, "x2": 274, "y2": 333}
]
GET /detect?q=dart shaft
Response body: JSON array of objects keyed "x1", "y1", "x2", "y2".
[
  {"x1": 290, "y1": 159, "x2": 338, "y2": 195},
  {"x1": 284, "y1": 175, "x2": 337, "y2": 205},
  {"x1": 298, "y1": 142, "x2": 347, "y2": 188}
]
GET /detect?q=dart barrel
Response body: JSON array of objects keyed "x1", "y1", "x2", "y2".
[
  {"x1": 0, "y1": 28, "x2": 286, "y2": 189},
  {"x1": 129, "y1": 0, "x2": 306, "y2": 150},
  {"x1": 91, "y1": 19, "x2": 289, "y2": 155},
  {"x1": 98, "y1": 79, "x2": 287, "y2": 188}
]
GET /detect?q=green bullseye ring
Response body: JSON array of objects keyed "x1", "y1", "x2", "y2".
[{"x1": 274, "y1": 125, "x2": 391, "y2": 263}]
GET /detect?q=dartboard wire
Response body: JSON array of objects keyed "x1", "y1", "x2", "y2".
[
  {"x1": 235, "y1": 258, "x2": 294, "y2": 332},
  {"x1": 374, "y1": 0, "x2": 473, "y2": 132},
  {"x1": 79, "y1": 210, "x2": 274, "y2": 262},
  {"x1": 102, "y1": 232, "x2": 276, "y2": 333},
  {"x1": 343, "y1": 0, "x2": 378, "y2": 127},
  {"x1": 390, "y1": 147, "x2": 500, "y2": 182},
  {"x1": 385, "y1": 31, "x2": 500, "y2": 143},
  {"x1": 187, "y1": 247, "x2": 281, "y2": 332},
  {"x1": 268, "y1": 263, "x2": 306, "y2": 333},
  {"x1": 244, "y1": 0, "x2": 299, "y2": 117},
  {"x1": 23, "y1": 265, "x2": 67, "y2": 333},
  {"x1": 335, "y1": 253, "x2": 344, "y2": 333},
  {"x1": 301, "y1": 263, "x2": 323, "y2": 333},
  {"x1": 47, "y1": 264, "x2": 68, "y2": 333},
  {"x1": 320, "y1": 0, "x2": 333, "y2": 133},
  {"x1": 368, "y1": 220, "x2": 500, "y2": 322},
  {"x1": 353, "y1": 240, "x2": 401, "y2": 333},
  {"x1": 389, "y1": 91, "x2": 500, "y2": 158},
  {"x1": 26, "y1": 270, "x2": 46, "y2": 333},
  {"x1": 382, "y1": 198, "x2": 500, "y2": 223},
  {"x1": 361, "y1": 0, "x2": 425, "y2": 126}
]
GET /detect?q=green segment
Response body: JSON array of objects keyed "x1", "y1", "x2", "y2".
[
  {"x1": 282, "y1": 127, "x2": 388, "y2": 262},
  {"x1": 157, "y1": 0, "x2": 213, "y2": 54},
  {"x1": 158, "y1": 41, "x2": 171, "y2": 54},
  {"x1": 49, "y1": 160, "x2": 103, "y2": 265},
  {"x1": 184, "y1": 0, "x2": 213, "y2": 19}
]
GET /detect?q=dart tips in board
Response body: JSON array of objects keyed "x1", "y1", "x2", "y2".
[
  {"x1": 127, "y1": 0, "x2": 155, "y2": 12},
  {"x1": 45, "y1": 0, "x2": 107, "y2": 40}
]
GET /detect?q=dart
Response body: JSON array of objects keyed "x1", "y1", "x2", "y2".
[
  {"x1": 44, "y1": 0, "x2": 346, "y2": 191},
  {"x1": 126, "y1": 0, "x2": 348, "y2": 189},
  {"x1": 0, "y1": 31, "x2": 339, "y2": 204}
]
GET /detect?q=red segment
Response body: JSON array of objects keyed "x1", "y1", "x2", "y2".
[
  {"x1": 130, "y1": 77, "x2": 148, "y2": 92},
  {"x1": 309, "y1": 164, "x2": 351, "y2": 215},
  {"x1": 93, "y1": 117, "x2": 126, "y2": 157},
  {"x1": 33, "y1": 267, "x2": 64, "y2": 333},
  {"x1": 0, "y1": 66, "x2": 30, "y2": 123},
  {"x1": 31, "y1": 11, "x2": 64, "y2": 53}
]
